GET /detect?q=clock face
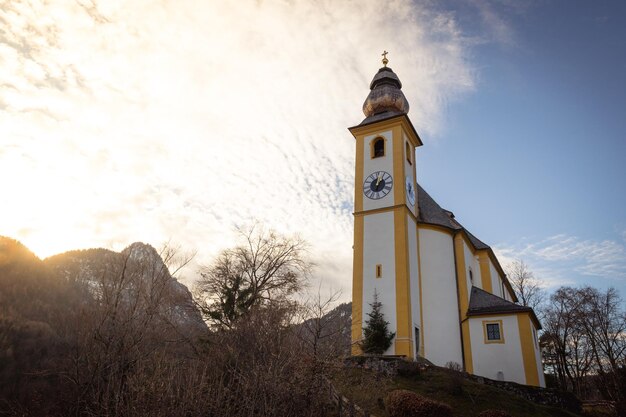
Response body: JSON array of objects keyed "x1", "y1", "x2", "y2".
[
  {"x1": 363, "y1": 171, "x2": 393, "y2": 200},
  {"x1": 405, "y1": 175, "x2": 416, "y2": 206}
]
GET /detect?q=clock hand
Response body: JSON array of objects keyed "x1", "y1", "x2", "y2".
[{"x1": 375, "y1": 173, "x2": 382, "y2": 187}]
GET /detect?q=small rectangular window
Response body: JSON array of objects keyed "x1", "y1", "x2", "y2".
[
  {"x1": 483, "y1": 320, "x2": 504, "y2": 344},
  {"x1": 405, "y1": 141, "x2": 412, "y2": 164},
  {"x1": 375, "y1": 264, "x2": 382, "y2": 278},
  {"x1": 486, "y1": 324, "x2": 500, "y2": 340},
  {"x1": 415, "y1": 327, "x2": 420, "y2": 355}
]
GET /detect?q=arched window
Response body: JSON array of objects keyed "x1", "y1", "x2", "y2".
[{"x1": 372, "y1": 137, "x2": 385, "y2": 158}]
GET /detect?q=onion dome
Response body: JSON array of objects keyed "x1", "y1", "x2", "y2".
[
  {"x1": 362, "y1": 66, "x2": 410, "y2": 117},
  {"x1": 362, "y1": 54, "x2": 409, "y2": 117}
]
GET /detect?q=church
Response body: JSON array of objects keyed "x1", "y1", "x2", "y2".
[{"x1": 350, "y1": 54, "x2": 545, "y2": 388}]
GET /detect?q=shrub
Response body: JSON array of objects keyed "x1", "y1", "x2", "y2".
[
  {"x1": 396, "y1": 360, "x2": 421, "y2": 378},
  {"x1": 443, "y1": 361, "x2": 464, "y2": 395},
  {"x1": 478, "y1": 410, "x2": 512, "y2": 417},
  {"x1": 386, "y1": 389, "x2": 420, "y2": 417},
  {"x1": 385, "y1": 390, "x2": 452, "y2": 417},
  {"x1": 415, "y1": 399, "x2": 453, "y2": 417},
  {"x1": 445, "y1": 361, "x2": 463, "y2": 372}
]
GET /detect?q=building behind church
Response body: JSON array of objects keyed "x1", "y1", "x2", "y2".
[{"x1": 350, "y1": 55, "x2": 545, "y2": 387}]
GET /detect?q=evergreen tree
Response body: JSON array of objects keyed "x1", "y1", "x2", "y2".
[{"x1": 361, "y1": 290, "x2": 395, "y2": 354}]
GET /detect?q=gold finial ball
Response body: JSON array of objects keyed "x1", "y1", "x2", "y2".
[{"x1": 382, "y1": 50, "x2": 389, "y2": 67}]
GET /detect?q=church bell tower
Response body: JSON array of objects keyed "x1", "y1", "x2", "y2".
[{"x1": 350, "y1": 53, "x2": 423, "y2": 358}]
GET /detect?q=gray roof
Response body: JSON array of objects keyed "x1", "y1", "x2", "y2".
[
  {"x1": 416, "y1": 183, "x2": 459, "y2": 229},
  {"x1": 416, "y1": 184, "x2": 489, "y2": 250},
  {"x1": 465, "y1": 229, "x2": 489, "y2": 250},
  {"x1": 467, "y1": 287, "x2": 541, "y2": 328}
]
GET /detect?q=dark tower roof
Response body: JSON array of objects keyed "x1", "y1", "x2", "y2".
[{"x1": 362, "y1": 66, "x2": 410, "y2": 118}]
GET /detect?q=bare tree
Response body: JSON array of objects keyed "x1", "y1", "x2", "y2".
[
  {"x1": 542, "y1": 287, "x2": 590, "y2": 396},
  {"x1": 542, "y1": 286, "x2": 626, "y2": 401},
  {"x1": 577, "y1": 286, "x2": 626, "y2": 401},
  {"x1": 57, "y1": 243, "x2": 201, "y2": 416},
  {"x1": 194, "y1": 225, "x2": 311, "y2": 328},
  {"x1": 296, "y1": 287, "x2": 346, "y2": 362},
  {"x1": 505, "y1": 259, "x2": 545, "y2": 311}
]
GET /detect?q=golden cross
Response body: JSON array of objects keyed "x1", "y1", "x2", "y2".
[{"x1": 382, "y1": 50, "x2": 389, "y2": 67}]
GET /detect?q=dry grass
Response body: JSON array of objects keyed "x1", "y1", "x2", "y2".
[{"x1": 331, "y1": 366, "x2": 582, "y2": 417}]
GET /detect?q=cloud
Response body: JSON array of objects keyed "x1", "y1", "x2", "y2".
[
  {"x1": 469, "y1": 0, "x2": 517, "y2": 46},
  {"x1": 0, "y1": 0, "x2": 475, "y2": 298},
  {"x1": 495, "y1": 233, "x2": 626, "y2": 291}
]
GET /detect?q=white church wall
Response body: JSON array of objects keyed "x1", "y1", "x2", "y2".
[
  {"x1": 490, "y1": 262, "x2": 502, "y2": 298},
  {"x1": 469, "y1": 315, "x2": 526, "y2": 385},
  {"x1": 470, "y1": 252, "x2": 483, "y2": 291},
  {"x1": 502, "y1": 277, "x2": 512, "y2": 301},
  {"x1": 419, "y1": 227, "x2": 463, "y2": 366},
  {"x1": 462, "y1": 240, "x2": 476, "y2": 301},
  {"x1": 362, "y1": 211, "x2": 397, "y2": 354},
  {"x1": 407, "y1": 215, "x2": 420, "y2": 357},
  {"x1": 362, "y1": 131, "x2": 394, "y2": 213}
]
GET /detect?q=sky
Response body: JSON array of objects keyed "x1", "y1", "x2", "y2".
[{"x1": 1, "y1": 0, "x2": 625, "y2": 301}]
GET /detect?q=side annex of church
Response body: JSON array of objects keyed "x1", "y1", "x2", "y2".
[{"x1": 350, "y1": 55, "x2": 545, "y2": 388}]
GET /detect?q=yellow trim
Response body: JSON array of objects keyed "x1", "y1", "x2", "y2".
[
  {"x1": 482, "y1": 320, "x2": 505, "y2": 344},
  {"x1": 349, "y1": 114, "x2": 423, "y2": 147},
  {"x1": 351, "y1": 216, "x2": 364, "y2": 355},
  {"x1": 518, "y1": 313, "x2": 540, "y2": 386},
  {"x1": 349, "y1": 120, "x2": 396, "y2": 137},
  {"x1": 454, "y1": 233, "x2": 473, "y2": 373},
  {"x1": 394, "y1": 208, "x2": 413, "y2": 358},
  {"x1": 355, "y1": 132, "x2": 364, "y2": 213},
  {"x1": 454, "y1": 234, "x2": 470, "y2": 318},
  {"x1": 392, "y1": 125, "x2": 405, "y2": 206},
  {"x1": 460, "y1": 232, "x2": 476, "y2": 256},
  {"x1": 418, "y1": 223, "x2": 455, "y2": 236},
  {"x1": 355, "y1": 204, "x2": 417, "y2": 222},
  {"x1": 369, "y1": 136, "x2": 387, "y2": 159},
  {"x1": 416, "y1": 225, "x2": 425, "y2": 356},
  {"x1": 478, "y1": 251, "x2": 493, "y2": 293},
  {"x1": 411, "y1": 136, "x2": 419, "y2": 219}
]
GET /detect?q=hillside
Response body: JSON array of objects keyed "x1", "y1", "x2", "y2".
[
  {"x1": 0, "y1": 237, "x2": 206, "y2": 415},
  {"x1": 44, "y1": 242, "x2": 204, "y2": 329},
  {"x1": 332, "y1": 362, "x2": 582, "y2": 417}
]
